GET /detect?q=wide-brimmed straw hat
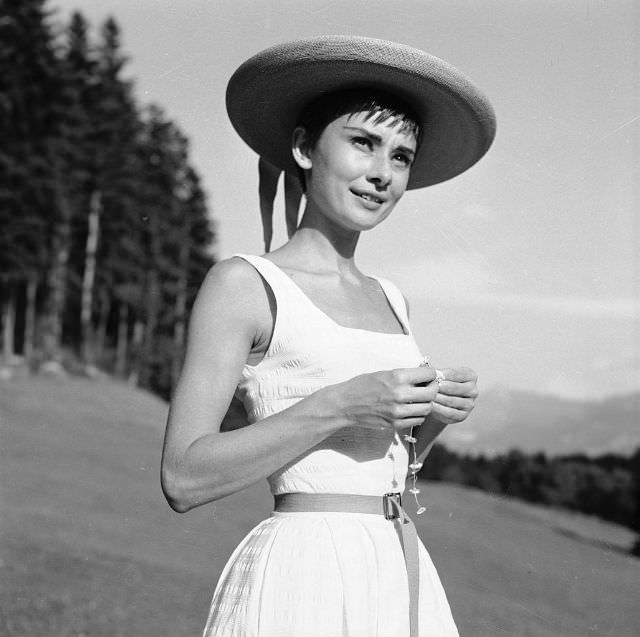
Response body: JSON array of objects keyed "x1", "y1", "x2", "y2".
[{"x1": 226, "y1": 35, "x2": 496, "y2": 190}]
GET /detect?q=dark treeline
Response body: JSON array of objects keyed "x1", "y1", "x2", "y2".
[
  {"x1": 421, "y1": 444, "x2": 640, "y2": 538},
  {"x1": 0, "y1": 0, "x2": 215, "y2": 398}
]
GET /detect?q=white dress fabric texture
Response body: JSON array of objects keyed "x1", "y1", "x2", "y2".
[{"x1": 203, "y1": 254, "x2": 459, "y2": 637}]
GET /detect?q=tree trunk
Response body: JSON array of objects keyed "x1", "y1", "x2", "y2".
[
  {"x1": 43, "y1": 180, "x2": 73, "y2": 361},
  {"x1": 115, "y1": 301, "x2": 129, "y2": 378},
  {"x1": 171, "y1": 224, "x2": 190, "y2": 389},
  {"x1": 128, "y1": 316, "x2": 145, "y2": 386},
  {"x1": 81, "y1": 189, "x2": 101, "y2": 364},
  {"x1": 171, "y1": 282, "x2": 187, "y2": 388},
  {"x1": 139, "y1": 211, "x2": 162, "y2": 389},
  {"x1": 140, "y1": 269, "x2": 159, "y2": 389},
  {"x1": 2, "y1": 284, "x2": 16, "y2": 363},
  {"x1": 94, "y1": 288, "x2": 111, "y2": 361},
  {"x1": 23, "y1": 274, "x2": 38, "y2": 361}
]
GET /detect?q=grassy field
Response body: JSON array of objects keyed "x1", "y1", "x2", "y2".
[{"x1": 1, "y1": 375, "x2": 638, "y2": 637}]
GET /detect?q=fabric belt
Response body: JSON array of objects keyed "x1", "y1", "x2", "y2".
[{"x1": 273, "y1": 492, "x2": 419, "y2": 637}]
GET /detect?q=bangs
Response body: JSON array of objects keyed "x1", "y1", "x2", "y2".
[
  {"x1": 297, "y1": 88, "x2": 423, "y2": 150},
  {"x1": 357, "y1": 106, "x2": 422, "y2": 146}
]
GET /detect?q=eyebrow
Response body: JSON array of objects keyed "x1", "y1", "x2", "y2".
[{"x1": 343, "y1": 125, "x2": 416, "y2": 157}]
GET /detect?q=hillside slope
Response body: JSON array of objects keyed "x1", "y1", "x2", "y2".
[{"x1": 1, "y1": 376, "x2": 639, "y2": 637}]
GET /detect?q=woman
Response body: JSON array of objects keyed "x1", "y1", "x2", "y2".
[{"x1": 161, "y1": 36, "x2": 495, "y2": 637}]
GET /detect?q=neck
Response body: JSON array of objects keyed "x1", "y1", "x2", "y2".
[{"x1": 285, "y1": 203, "x2": 361, "y2": 274}]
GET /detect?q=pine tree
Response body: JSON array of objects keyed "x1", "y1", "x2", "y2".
[
  {"x1": 125, "y1": 105, "x2": 214, "y2": 396},
  {"x1": 81, "y1": 16, "x2": 140, "y2": 366},
  {"x1": 169, "y1": 166, "x2": 214, "y2": 388},
  {"x1": 0, "y1": 0, "x2": 62, "y2": 364},
  {"x1": 40, "y1": 9, "x2": 97, "y2": 364}
]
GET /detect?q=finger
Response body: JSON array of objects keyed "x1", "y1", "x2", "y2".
[
  {"x1": 434, "y1": 368, "x2": 479, "y2": 397},
  {"x1": 390, "y1": 366, "x2": 437, "y2": 386},
  {"x1": 404, "y1": 384, "x2": 439, "y2": 404},
  {"x1": 437, "y1": 367, "x2": 477, "y2": 383},
  {"x1": 431, "y1": 402, "x2": 470, "y2": 424},
  {"x1": 391, "y1": 401, "x2": 433, "y2": 420},
  {"x1": 434, "y1": 393, "x2": 475, "y2": 412},
  {"x1": 437, "y1": 380, "x2": 478, "y2": 398}
]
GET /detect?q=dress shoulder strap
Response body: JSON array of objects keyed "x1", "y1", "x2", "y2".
[
  {"x1": 369, "y1": 276, "x2": 412, "y2": 335},
  {"x1": 232, "y1": 254, "x2": 300, "y2": 298},
  {"x1": 232, "y1": 253, "x2": 312, "y2": 327}
]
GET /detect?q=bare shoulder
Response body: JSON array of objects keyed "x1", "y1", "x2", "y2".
[
  {"x1": 198, "y1": 257, "x2": 268, "y2": 309},
  {"x1": 190, "y1": 256, "x2": 273, "y2": 349}
]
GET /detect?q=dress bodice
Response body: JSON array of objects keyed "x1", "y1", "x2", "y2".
[{"x1": 233, "y1": 254, "x2": 424, "y2": 497}]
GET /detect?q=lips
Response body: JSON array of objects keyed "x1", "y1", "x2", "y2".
[{"x1": 351, "y1": 189, "x2": 386, "y2": 204}]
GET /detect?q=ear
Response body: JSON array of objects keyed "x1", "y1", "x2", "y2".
[{"x1": 291, "y1": 126, "x2": 313, "y2": 170}]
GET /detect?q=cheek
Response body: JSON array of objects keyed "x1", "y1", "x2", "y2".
[
  {"x1": 313, "y1": 154, "x2": 355, "y2": 192},
  {"x1": 391, "y1": 173, "x2": 410, "y2": 200},
  {"x1": 323, "y1": 148, "x2": 357, "y2": 175}
]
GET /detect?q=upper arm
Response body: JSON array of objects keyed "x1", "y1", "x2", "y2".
[{"x1": 162, "y1": 258, "x2": 271, "y2": 460}]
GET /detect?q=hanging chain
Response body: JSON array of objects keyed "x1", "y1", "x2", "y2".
[{"x1": 403, "y1": 356, "x2": 443, "y2": 515}]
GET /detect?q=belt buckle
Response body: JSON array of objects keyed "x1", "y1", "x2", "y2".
[{"x1": 383, "y1": 492, "x2": 402, "y2": 520}]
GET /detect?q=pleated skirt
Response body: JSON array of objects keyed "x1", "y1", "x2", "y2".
[{"x1": 202, "y1": 511, "x2": 459, "y2": 637}]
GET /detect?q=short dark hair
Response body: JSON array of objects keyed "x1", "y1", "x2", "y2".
[{"x1": 294, "y1": 88, "x2": 423, "y2": 191}]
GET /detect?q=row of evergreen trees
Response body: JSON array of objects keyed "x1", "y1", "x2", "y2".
[
  {"x1": 1, "y1": 1, "x2": 215, "y2": 398},
  {"x1": 421, "y1": 445, "x2": 640, "y2": 539}
]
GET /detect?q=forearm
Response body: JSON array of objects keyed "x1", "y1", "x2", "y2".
[
  {"x1": 414, "y1": 414, "x2": 448, "y2": 463},
  {"x1": 162, "y1": 389, "x2": 345, "y2": 512}
]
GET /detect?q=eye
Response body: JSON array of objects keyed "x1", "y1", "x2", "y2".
[
  {"x1": 351, "y1": 136, "x2": 373, "y2": 150},
  {"x1": 392, "y1": 152, "x2": 412, "y2": 167}
]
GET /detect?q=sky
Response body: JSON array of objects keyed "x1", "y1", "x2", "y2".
[{"x1": 51, "y1": 0, "x2": 639, "y2": 400}]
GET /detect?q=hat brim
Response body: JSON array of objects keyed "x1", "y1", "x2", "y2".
[{"x1": 226, "y1": 35, "x2": 496, "y2": 190}]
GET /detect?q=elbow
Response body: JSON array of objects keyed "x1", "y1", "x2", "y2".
[
  {"x1": 165, "y1": 494, "x2": 192, "y2": 514},
  {"x1": 161, "y1": 461, "x2": 228, "y2": 513},
  {"x1": 161, "y1": 465, "x2": 197, "y2": 513}
]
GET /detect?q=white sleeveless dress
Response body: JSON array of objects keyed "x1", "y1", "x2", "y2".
[{"x1": 203, "y1": 254, "x2": 459, "y2": 637}]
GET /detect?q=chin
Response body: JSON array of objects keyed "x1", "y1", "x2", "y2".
[
  {"x1": 354, "y1": 208, "x2": 395, "y2": 231},
  {"x1": 345, "y1": 216, "x2": 389, "y2": 233}
]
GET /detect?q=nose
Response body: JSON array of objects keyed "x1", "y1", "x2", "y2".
[{"x1": 366, "y1": 154, "x2": 392, "y2": 189}]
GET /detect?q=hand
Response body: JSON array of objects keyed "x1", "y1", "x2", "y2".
[
  {"x1": 430, "y1": 367, "x2": 479, "y2": 425},
  {"x1": 323, "y1": 367, "x2": 439, "y2": 432}
]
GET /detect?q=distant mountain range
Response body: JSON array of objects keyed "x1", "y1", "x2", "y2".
[{"x1": 439, "y1": 386, "x2": 640, "y2": 457}]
